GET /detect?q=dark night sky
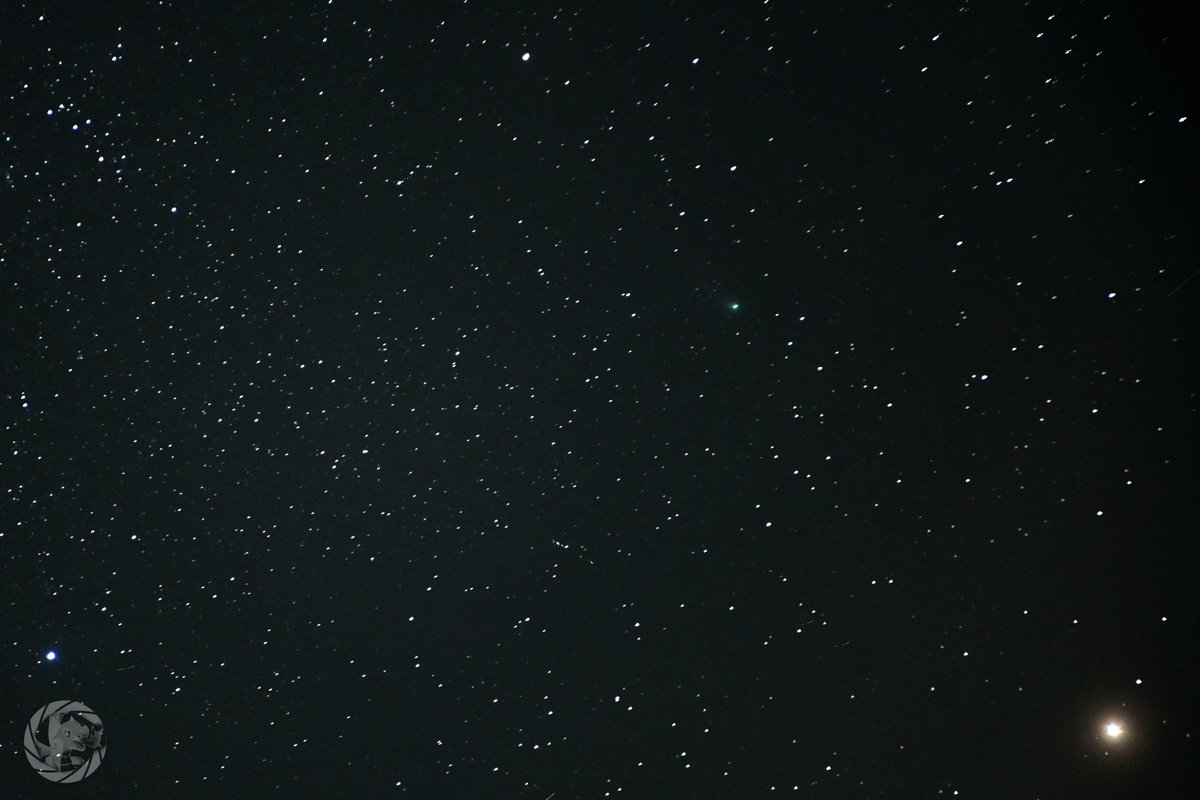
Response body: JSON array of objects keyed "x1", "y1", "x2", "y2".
[{"x1": 2, "y1": 1, "x2": 1197, "y2": 798}]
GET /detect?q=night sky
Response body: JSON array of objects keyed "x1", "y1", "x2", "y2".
[{"x1": 2, "y1": 2, "x2": 1197, "y2": 798}]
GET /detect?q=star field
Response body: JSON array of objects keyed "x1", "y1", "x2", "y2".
[{"x1": 2, "y1": 2, "x2": 1197, "y2": 797}]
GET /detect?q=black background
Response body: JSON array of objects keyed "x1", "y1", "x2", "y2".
[{"x1": 2, "y1": 1, "x2": 1196, "y2": 797}]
